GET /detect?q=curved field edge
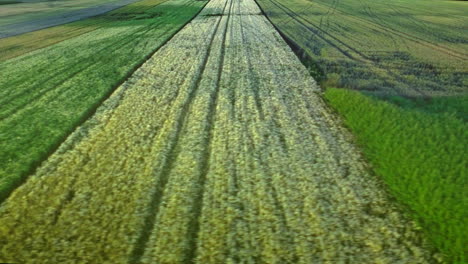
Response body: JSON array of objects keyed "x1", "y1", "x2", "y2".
[
  {"x1": 0, "y1": 0, "x2": 209, "y2": 202},
  {"x1": 324, "y1": 88, "x2": 467, "y2": 263},
  {"x1": 0, "y1": 0, "x2": 168, "y2": 61}
]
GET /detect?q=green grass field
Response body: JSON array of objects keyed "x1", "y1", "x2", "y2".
[
  {"x1": 257, "y1": 0, "x2": 468, "y2": 96},
  {"x1": 324, "y1": 88, "x2": 467, "y2": 263},
  {"x1": 0, "y1": 1, "x2": 21, "y2": 5},
  {"x1": 0, "y1": 0, "x2": 207, "y2": 201}
]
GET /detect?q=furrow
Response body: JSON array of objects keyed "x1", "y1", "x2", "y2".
[{"x1": 183, "y1": 0, "x2": 233, "y2": 262}]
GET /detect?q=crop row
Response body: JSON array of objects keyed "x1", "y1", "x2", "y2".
[{"x1": 0, "y1": 0, "x2": 438, "y2": 263}]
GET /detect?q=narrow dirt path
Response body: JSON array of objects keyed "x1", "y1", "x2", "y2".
[{"x1": 0, "y1": 0, "x2": 437, "y2": 263}]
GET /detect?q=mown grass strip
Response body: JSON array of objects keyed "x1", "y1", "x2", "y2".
[
  {"x1": 324, "y1": 88, "x2": 467, "y2": 263},
  {"x1": 0, "y1": 0, "x2": 207, "y2": 202}
]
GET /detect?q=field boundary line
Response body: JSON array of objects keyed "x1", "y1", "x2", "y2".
[{"x1": 252, "y1": 0, "x2": 325, "y2": 86}]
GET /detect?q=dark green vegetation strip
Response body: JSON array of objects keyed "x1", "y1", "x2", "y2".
[
  {"x1": 0, "y1": 1, "x2": 21, "y2": 5},
  {"x1": 0, "y1": 0, "x2": 207, "y2": 201},
  {"x1": 256, "y1": 0, "x2": 468, "y2": 96},
  {"x1": 324, "y1": 88, "x2": 467, "y2": 263}
]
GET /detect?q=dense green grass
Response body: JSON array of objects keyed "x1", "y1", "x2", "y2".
[
  {"x1": 0, "y1": 1, "x2": 21, "y2": 5},
  {"x1": 0, "y1": 0, "x2": 207, "y2": 201},
  {"x1": 377, "y1": 95, "x2": 468, "y2": 122},
  {"x1": 374, "y1": 93, "x2": 468, "y2": 122},
  {"x1": 257, "y1": 0, "x2": 468, "y2": 96},
  {"x1": 324, "y1": 88, "x2": 467, "y2": 263}
]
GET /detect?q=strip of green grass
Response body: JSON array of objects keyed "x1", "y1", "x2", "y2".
[
  {"x1": 374, "y1": 94, "x2": 468, "y2": 122},
  {"x1": 0, "y1": 0, "x2": 207, "y2": 201},
  {"x1": 324, "y1": 88, "x2": 467, "y2": 263},
  {"x1": 0, "y1": 1, "x2": 21, "y2": 5}
]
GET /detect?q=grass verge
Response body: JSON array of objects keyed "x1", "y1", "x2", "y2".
[{"x1": 324, "y1": 88, "x2": 467, "y2": 263}]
